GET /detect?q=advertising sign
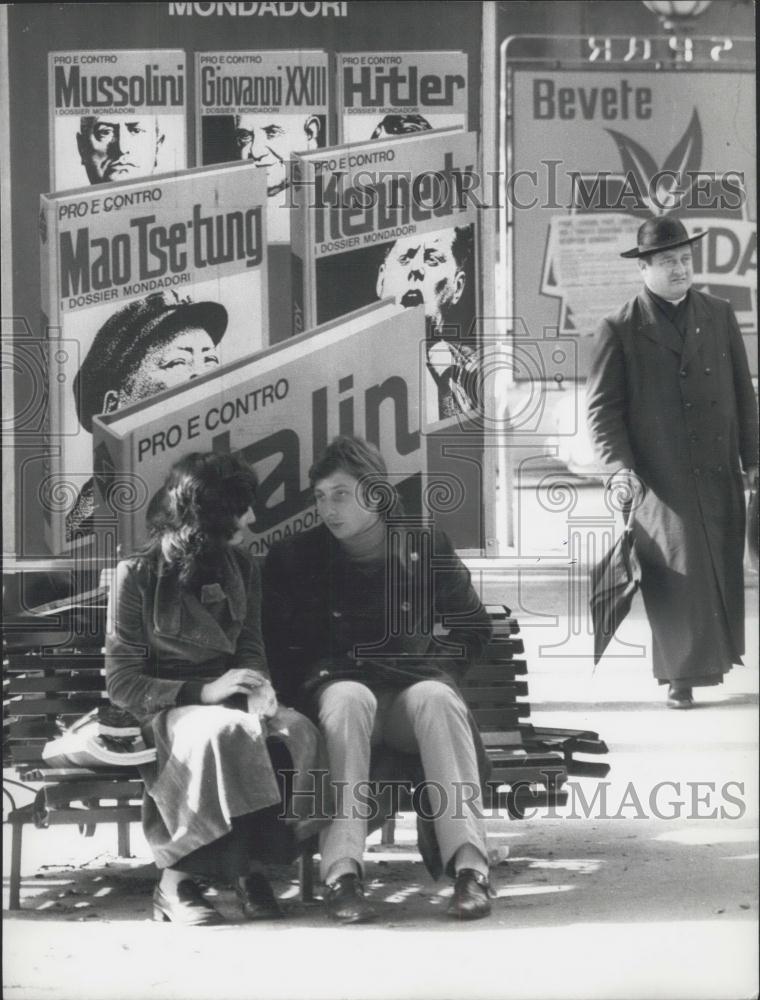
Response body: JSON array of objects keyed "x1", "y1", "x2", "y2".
[{"x1": 502, "y1": 40, "x2": 756, "y2": 379}]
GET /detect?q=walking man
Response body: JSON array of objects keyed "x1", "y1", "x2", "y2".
[{"x1": 586, "y1": 215, "x2": 758, "y2": 708}]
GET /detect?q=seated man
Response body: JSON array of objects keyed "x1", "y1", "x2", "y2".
[{"x1": 263, "y1": 435, "x2": 494, "y2": 923}]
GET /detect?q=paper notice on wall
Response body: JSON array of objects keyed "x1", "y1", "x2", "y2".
[{"x1": 540, "y1": 213, "x2": 641, "y2": 335}]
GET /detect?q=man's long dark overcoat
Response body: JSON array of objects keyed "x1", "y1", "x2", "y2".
[{"x1": 586, "y1": 288, "x2": 757, "y2": 684}]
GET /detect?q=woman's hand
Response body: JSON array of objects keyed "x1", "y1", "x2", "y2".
[
  {"x1": 200, "y1": 669, "x2": 270, "y2": 705},
  {"x1": 246, "y1": 681, "x2": 278, "y2": 719}
]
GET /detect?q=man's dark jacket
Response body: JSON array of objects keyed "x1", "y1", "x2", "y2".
[
  {"x1": 261, "y1": 521, "x2": 494, "y2": 876},
  {"x1": 262, "y1": 522, "x2": 493, "y2": 705}
]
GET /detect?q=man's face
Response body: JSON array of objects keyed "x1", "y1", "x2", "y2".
[
  {"x1": 376, "y1": 230, "x2": 465, "y2": 331},
  {"x1": 115, "y1": 327, "x2": 220, "y2": 407},
  {"x1": 77, "y1": 116, "x2": 164, "y2": 184},
  {"x1": 313, "y1": 471, "x2": 380, "y2": 542},
  {"x1": 639, "y1": 246, "x2": 694, "y2": 302},
  {"x1": 234, "y1": 113, "x2": 321, "y2": 196}
]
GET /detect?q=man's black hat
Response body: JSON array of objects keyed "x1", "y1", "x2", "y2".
[
  {"x1": 74, "y1": 290, "x2": 228, "y2": 432},
  {"x1": 620, "y1": 215, "x2": 707, "y2": 259}
]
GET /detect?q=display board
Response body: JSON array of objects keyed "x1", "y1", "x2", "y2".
[
  {"x1": 4, "y1": 1, "x2": 484, "y2": 559},
  {"x1": 500, "y1": 35, "x2": 757, "y2": 382}
]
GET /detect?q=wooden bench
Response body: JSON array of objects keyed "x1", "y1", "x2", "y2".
[{"x1": 3, "y1": 604, "x2": 608, "y2": 911}]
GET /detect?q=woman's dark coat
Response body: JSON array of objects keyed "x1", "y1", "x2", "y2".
[{"x1": 105, "y1": 546, "x2": 324, "y2": 866}]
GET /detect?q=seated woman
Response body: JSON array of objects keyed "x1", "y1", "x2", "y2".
[{"x1": 105, "y1": 452, "x2": 322, "y2": 925}]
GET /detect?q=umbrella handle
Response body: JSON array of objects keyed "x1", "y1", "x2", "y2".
[{"x1": 624, "y1": 505, "x2": 636, "y2": 532}]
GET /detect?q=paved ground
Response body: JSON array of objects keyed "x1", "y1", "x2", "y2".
[{"x1": 3, "y1": 573, "x2": 758, "y2": 1000}]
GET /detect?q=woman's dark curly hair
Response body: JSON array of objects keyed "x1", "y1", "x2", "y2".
[{"x1": 146, "y1": 452, "x2": 258, "y2": 590}]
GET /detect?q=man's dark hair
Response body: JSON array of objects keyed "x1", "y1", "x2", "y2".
[
  {"x1": 450, "y1": 224, "x2": 474, "y2": 270},
  {"x1": 309, "y1": 435, "x2": 402, "y2": 517},
  {"x1": 370, "y1": 113, "x2": 432, "y2": 139},
  {"x1": 380, "y1": 223, "x2": 474, "y2": 271},
  {"x1": 78, "y1": 115, "x2": 162, "y2": 140},
  {"x1": 309, "y1": 435, "x2": 387, "y2": 487}
]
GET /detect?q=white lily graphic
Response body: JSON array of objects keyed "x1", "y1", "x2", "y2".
[{"x1": 605, "y1": 109, "x2": 703, "y2": 216}]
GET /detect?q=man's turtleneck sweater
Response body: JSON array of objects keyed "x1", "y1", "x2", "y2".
[{"x1": 336, "y1": 516, "x2": 386, "y2": 564}]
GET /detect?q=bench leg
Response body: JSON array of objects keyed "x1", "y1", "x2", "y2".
[
  {"x1": 9, "y1": 820, "x2": 23, "y2": 910},
  {"x1": 381, "y1": 817, "x2": 396, "y2": 846},
  {"x1": 298, "y1": 852, "x2": 315, "y2": 903},
  {"x1": 117, "y1": 819, "x2": 131, "y2": 857}
]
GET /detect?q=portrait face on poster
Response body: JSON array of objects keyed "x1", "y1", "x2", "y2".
[
  {"x1": 201, "y1": 113, "x2": 326, "y2": 242},
  {"x1": 62, "y1": 275, "x2": 261, "y2": 542},
  {"x1": 369, "y1": 113, "x2": 433, "y2": 139},
  {"x1": 54, "y1": 114, "x2": 186, "y2": 190},
  {"x1": 233, "y1": 112, "x2": 324, "y2": 195},
  {"x1": 375, "y1": 227, "x2": 469, "y2": 331},
  {"x1": 312, "y1": 223, "x2": 476, "y2": 425},
  {"x1": 76, "y1": 115, "x2": 166, "y2": 184},
  {"x1": 343, "y1": 111, "x2": 462, "y2": 145}
]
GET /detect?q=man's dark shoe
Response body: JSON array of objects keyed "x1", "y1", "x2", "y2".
[
  {"x1": 236, "y1": 872, "x2": 284, "y2": 921},
  {"x1": 324, "y1": 873, "x2": 377, "y2": 924},
  {"x1": 152, "y1": 880, "x2": 225, "y2": 926},
  {"x1": 666, "y1": 684, "x2": 693, "y2": 709},
  {"x1": 448, "y1": 869, "x2": 492, "y2": 920}
]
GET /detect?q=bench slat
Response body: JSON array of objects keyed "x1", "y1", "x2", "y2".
[
  {"x1": 527, "y1": 724, "x2": 608, "y2": 752},
  {"x1": 8, "y1": 696, "x2": 105, "y2": 715},
  {"x1": 7, "y1": 675, "x2": 106, "y2": 693},
  {"x1": 491, "y1": 620, "x2": 520, "y2": 636},
  {"x1": 472, "y1": 706, "x2": 530, "y2": 728},
  {"x1": 23, "y1": 767, "x2": 144, "y2": 782},
  {"x1": 479, "y1": 730, "x2": 523, "y2": 747},
  {"x1": 4, "y1": 656, "x2": 106, "y2": 672},
  {"x1": 488, "y1": 749, "x2": 565, "y2": 766},
  {"x1": 480, "y1": 644, "x2": 525, "y2": 661},
  {"x1": 461, "y1": 682, "x2": 529, "y2": 700},
  {"x1": 484, "y1": 636, "x2": 524, "y2": 651},
  {"x1": 465, "y1": 660, "x2": 528, "y2": 681},
  {"x1": 3, "y1": 634, "x2": 104, "y2": 654},
  {"x1": 39, "y1": 781, "x2": 145, "y2": 806},
  {"x1": 7, "y1": 747, "x2": 50, "y2": 765},
  {"x1": 483, "y1": 605, "x2": 512, "y2": 618},
  {"x1": 23, "y1": 806, "x2": 142, "y2": 826},
  {"x1": 7, "y1": 719, "x2": 62, "y2": 738}
]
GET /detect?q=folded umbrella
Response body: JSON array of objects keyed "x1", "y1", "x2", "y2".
[
  {"x1": 747, "y1": 480, "x2": 758, "y2": 571},
  {"x1": 590, "y1": 507, "x2": 641, "y2": 665}
]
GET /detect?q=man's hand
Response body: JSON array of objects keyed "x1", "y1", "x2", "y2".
[
  {"x1": 607, "y1": 468, "x2": 645, "y2": 510},
  {"x1": 200, "y1": 669, "x2": 269, "y2": 705},
  {"x1": 746, "y1": 465, "x2": 758, "y2": 488}
]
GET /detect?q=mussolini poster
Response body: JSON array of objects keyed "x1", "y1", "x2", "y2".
[{"x1": 506, "y1": 62, "x2": 756, "y2": 380}]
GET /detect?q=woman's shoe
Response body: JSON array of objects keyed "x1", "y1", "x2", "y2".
[
  {"x1": 152, "y1": 880, "x2": 225, "y2": 925},
  {"x1": 236, "y1": 873, "x2": 284, "y2": 920}
]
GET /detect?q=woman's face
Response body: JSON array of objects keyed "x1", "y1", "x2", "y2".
[
  {"x1": 230, "y1": 505, "x2": 255, "y2": 545},
  {"x1": 313, "y1": 471, "x2": 381, "y2": 542}
]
